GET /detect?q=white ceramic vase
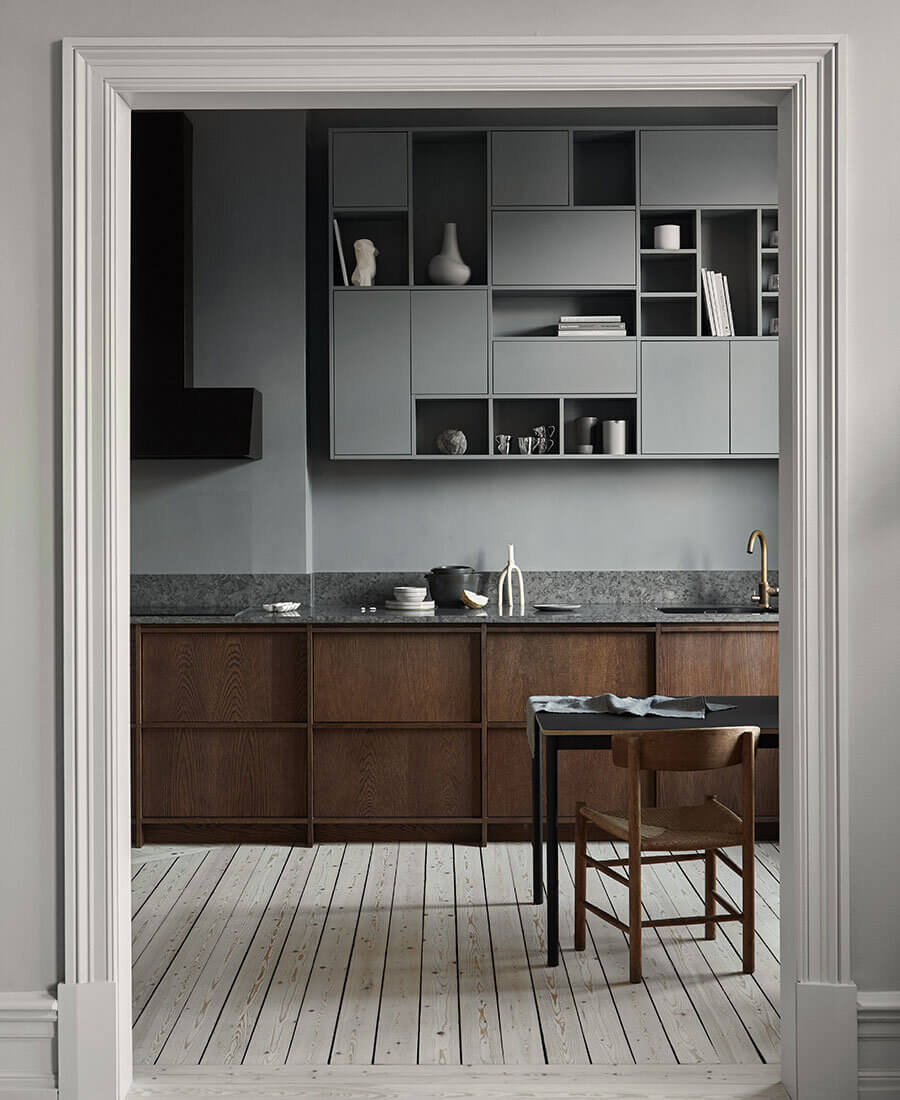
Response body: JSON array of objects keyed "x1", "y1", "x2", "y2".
[{"x1": 427, "y1": 222, "x2": 471, "y2": 285}]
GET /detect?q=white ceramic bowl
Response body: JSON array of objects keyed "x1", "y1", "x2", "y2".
[{"x1": 393, "y1": 586, "x2": 427, "y2": 602}]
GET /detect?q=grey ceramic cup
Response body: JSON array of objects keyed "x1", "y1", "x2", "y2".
[
  {"x1": 495, "y1": 434, "x2": 511, "y2": 454},
  {"x1": 517, "y1": 436, "x2": 535, "y2": 455}
]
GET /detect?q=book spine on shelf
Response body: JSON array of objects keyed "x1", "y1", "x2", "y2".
[
  {"x1": 722, "y1": 275, "x2": 736, "y2": 336},
  {"x1": 714, "y1": 273, "x2": 732, "y2": 337},
  {"x1": 333, "y1": 218, "x2": 349, "y2": 287},
  {"x1": 558, "y1": 315, "x2": 622, "y2": 323},
  {"x1": 557, "y1": 330, "x2": 626, "y2": 337},
  {"x1": 701, "y1": 268, "x2": 719, "y2": 336}
]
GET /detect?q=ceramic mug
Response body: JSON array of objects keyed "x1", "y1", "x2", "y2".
[
  {"x1": 495, "y1": 434, "x2": 511, "y2": 454},
  {"x1": 654, "y1": 223, "x2": 681, "y2": 250},
  {"x1": 769, "y1": 316, "x2": 779, "y2": 336},
  {"x1": 768, "y1": 273, "x2": 780, "y2": 291},
  {"x1": 769, "y1": 229, "x2": 780, "y2": 248},
  {"x1": 517, "y1": 436, "x2": 535, "y2": 455}
]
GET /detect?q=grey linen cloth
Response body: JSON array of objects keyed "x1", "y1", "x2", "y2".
[{"x1": 525, "y1": 694, "x2": 735, "y2": 755}]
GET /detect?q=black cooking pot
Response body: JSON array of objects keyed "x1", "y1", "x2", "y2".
[{"x1": 425, "y1": 565, "x2": 475, "y2": 608}]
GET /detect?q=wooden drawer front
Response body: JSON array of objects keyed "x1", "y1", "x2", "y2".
[
  {"x1": 658, "y1": 628, "x2": 778, "y2": 696},
  {"x1": 314, "y1": 728, "x2": 480, "y2": 818},
  {"x1": 141, "y1": 631, "x2": 307, "y2": 723},
  {"x1": 142, "y1": 728, "x2": 306, "y2": 818},
  {"x1": 492, "y1": 211, "x2": 636, "y2": 286},
  {"x1": 487, "y1": 728, "x2": 651, "y2": 819},
  {"x1": 658, "y1": 748, "x2": 778, "y2": 818},
  {"x1": 313, "y1": 632, "x2": 481, "y2": 723},
  {"x1": 493, "y1": 339, "x2": 637, "y2": 395},
  {"x1": 486, "y1": 630, "x2": 653, "y2": 723}
]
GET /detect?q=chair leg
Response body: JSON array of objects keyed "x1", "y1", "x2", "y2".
[
  {"x1": 742, "y1": 841, "x2": 756, "y2": 974},
  {"x1": 705, "y1": 850, "x2": 717, "y2": 940},
  {"x1": 629, "y1": 839, "x2": 642, "y2": 983},
  {"x1": 574, "y1": 802, "x2": 586, "y2": 952}
]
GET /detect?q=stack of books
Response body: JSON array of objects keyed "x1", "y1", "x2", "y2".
[
  {"x1": 701, "y1": 269, "x2": 735, "y2": 336},
  {"x1": 557, "y1": 315, "x2": 626, "y2": 337}
]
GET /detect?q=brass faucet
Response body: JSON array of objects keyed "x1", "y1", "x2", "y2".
[{"x1": 747, "y1": 529, "x2": 779, "y2": 609}]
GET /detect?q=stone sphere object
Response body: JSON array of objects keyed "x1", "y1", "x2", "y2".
[{"x1": 436, "y1": 429, "x2": 468, "y2": 455}]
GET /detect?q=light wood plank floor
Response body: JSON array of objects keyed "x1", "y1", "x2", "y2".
[{"x1": 132, "y1": 841, "x2": 781, "y2": 1068}]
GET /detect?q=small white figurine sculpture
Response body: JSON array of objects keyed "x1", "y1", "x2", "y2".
[
  {"x1": 498, "y1": 543, "x2": 525, "y2": 615},
  {"x1": 351, "y1": 238, "x2": 379, "y2": 286}
]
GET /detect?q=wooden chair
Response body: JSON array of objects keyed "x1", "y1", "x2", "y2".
[{"x1": 574, "y1": 726, "x2": 759, "y2": 983}]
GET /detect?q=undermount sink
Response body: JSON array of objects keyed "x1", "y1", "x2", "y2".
[{"x1": 657, "y1": 605, "x2": 778, "y2": 614}]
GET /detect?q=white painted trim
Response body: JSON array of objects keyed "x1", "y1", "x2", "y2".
[
  {"x1": 61, "y1": 35, "x2": 848, "y2": 1100},
  {"x1": 0, "y1": 992, "x2": 58, "y2": 1098},
  {"x1": 859, "y1": 993, "x2": 900, "y2": 1096},
  {"x1": 57, "y1": 983, "x2": 117, "y2": 1100}
]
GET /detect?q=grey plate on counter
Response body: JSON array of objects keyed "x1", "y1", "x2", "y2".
[{"x1": 533, "y1": 603, "x2": 582, "y2": 611}]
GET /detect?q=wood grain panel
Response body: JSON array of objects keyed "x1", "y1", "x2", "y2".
[
  {"x1": 657, "y1": 627, "x2": 778, "y2": 815},
  {"x1": 658, "y1": 627, "x2": 778, "y2": 697},
  {"x1": 486, "y1": 727, "x2": 651, "y2": 821},
  {"x1": 486, "y1": 630, "x2": 653, "y2": 723},
  {"x1": 314, "y1": 727, "x2": 480, "y2": 818},
  {"x1": 313, "y1": 632, "x2": 480, "y2": 723},
  {"x1": 141, "y1": 631, "x2": 307, "y2": 723},
  {"x1": 142, "y1": 727, "x2": 307, "y2": 818}
]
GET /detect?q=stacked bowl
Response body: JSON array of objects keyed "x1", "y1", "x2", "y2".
[{"x1": 385, "y1": 586, "x2": 435, "y2": 612}]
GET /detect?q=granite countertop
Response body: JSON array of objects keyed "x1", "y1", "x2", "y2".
[{"x1": 131, "y1": 602, "x2": 778, "y2": 626}]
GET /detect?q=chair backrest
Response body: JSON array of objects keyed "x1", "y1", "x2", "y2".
[{"x1": 610, "y1": 727, "x2": 760, "y2": 772}]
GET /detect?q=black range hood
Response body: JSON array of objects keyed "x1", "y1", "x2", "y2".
[{"x1": 131, "y1": 112, "x2": 261, "y2": 460}]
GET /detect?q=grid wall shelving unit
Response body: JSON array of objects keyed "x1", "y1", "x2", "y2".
[{"x1": 329, "y1": 125, "x2": 779, "y2": 461}]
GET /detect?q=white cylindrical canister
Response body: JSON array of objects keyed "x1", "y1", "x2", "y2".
[
  {"x1": 653, "y1": 224, "x2": 681, "y2": 250},
  {"x1": 601, "y1": 419, "x2": 627, "y2": 455}
]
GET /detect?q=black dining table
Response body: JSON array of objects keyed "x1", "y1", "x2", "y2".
[{"x1": 530, "y1": 695, "x2": 779, "y2": 966}]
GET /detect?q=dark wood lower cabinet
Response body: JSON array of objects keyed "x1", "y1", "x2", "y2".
[
  {"x1": 142, "y1": 727, "x2": 307, "y2": 819},
  {"x1": 132, "y1": 621, "x2": 778, "y2": 845},
  {"x1": 313, "y1": 727, "x2": 481, "y2": 819}
]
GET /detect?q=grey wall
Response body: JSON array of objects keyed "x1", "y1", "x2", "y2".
[
  {"x1": 130, "y1": 110, "x2": 309, "y2": 574},
  {"x1": 2, "y1": 0, "x2": 899, "y2": 1037}
]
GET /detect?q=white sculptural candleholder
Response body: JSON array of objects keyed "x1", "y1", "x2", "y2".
[{"x1": 498, "y1": 543, "x2": 525, "y2": 615}]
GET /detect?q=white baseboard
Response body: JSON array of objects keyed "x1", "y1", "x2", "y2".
[
  {"x1": 57, "y1": 982, "x2": 119, "y2": 1100},
  {"x1": 859, "y1": 992, "x2": 900, "y2": 1097},
  {"x1": 0, "y1": 991, "x2": 58, "y2": 1098}
]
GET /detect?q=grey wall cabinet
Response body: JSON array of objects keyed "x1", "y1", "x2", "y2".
[
  {"x1": 332, "y1": 291, "x2": 411, "y2": 456},
  {"x1": 730, "y1": 340, "x2": 779, "y2": 455},
  {"x1": 491, "y1": 131, "x2": 569, "y2": 207},
  {"x1": 328, "y1": 124, "x2": 777, "y2": 461},
  {"x1": 641, "y1": 341, "x2": 731, "y2": 455},
  {"x1": 332, "y1": 131, "x2": 408, "y2": 208},
  {"x1": 492, "y1": 211, "x2": 636, "y2": 286},
  {"x1": 640, "y1": 129, "x2": 777, "y2": 207},
  {"x1": 493, "y1": 339, "x2": 637, "y2": 395},
  {"x1": 412, "y1": 290, "x2": 488, "y2": 395}
]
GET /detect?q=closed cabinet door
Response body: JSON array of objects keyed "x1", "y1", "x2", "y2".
[
  {"x1": 332, "y1": 291, "x2": 411, "y2": 456},
  {"x1": 492, "y1": 211, "x2": 636, "y2": 286},
  {"x1": 641, "y1": 340, "x2": 730, "y2": 454},
  {"x1": 730, "y1": 340, "x2": 779, "y2": 454},
  {"x1": 332, "y1": 131, "x2": 408, "y2": 208},
  {"x1": 640, "y1": 129, "x2": 777, "y2": 206},
  {"x1": 412, "y1": 290, "x2": 488, "y2": 394},
  {"x1": 491, "y1": 130, "x2": 569, "y2": 206}
]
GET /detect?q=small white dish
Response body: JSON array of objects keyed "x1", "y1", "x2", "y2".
[
  {"x1": 386, "y1": 598, "x2": 436, "y2": 611},
  {"x1": 263, "y1": 601, "x2": 301, "y2": 613},
  {"x1": 533, "y1": 603, "x2": 582, "y2": 612}
]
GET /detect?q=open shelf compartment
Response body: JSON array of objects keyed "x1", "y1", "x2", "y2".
[
  {"x1": 492, "y1": 290, "x2": 636, "y2": 338},
  {"x1": 700, "y1": 209, "x2": 757, "y2": 336},
  {"x1": 492, "y1": 398, "x2": 560, "y2": 457},
  {"x1": 640, "y1": 210, "x2": 697, "y2": 250},
  {"x1": 563, "y1": 397, "x2": 638, "y2": 455},
  {"x1": 333, "y1": 213, "x2": 409, "y2": 288},
  {"x1": 573, "y1": 130, "x2": 636, "y2": 206},
  {"x1": 412, "y1": 132, "x2": 488, "y2": 286},
  {"x1": 415, "y1": 398, "x2": 489, "y2": 456}
]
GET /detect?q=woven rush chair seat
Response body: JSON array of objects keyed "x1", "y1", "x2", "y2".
[{"x1": 579, "y1": 797, "x2": 743, "y2": 851}]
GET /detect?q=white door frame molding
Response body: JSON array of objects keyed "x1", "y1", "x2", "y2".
[{"x1": 60, "y1": 36, "x2": 848, "y2": 1100}]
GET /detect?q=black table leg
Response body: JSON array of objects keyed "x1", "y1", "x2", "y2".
[
  {"x1": 546, "y1": 737, "x2": 559, "y2": 967},
  {"x1": 532, "y1": 728, "x2": 542, "y2": 904}
]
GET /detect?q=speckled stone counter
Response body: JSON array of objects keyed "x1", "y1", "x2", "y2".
[{"x1": 132, "y1": 601, "x2": 778, "y2": 626}]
